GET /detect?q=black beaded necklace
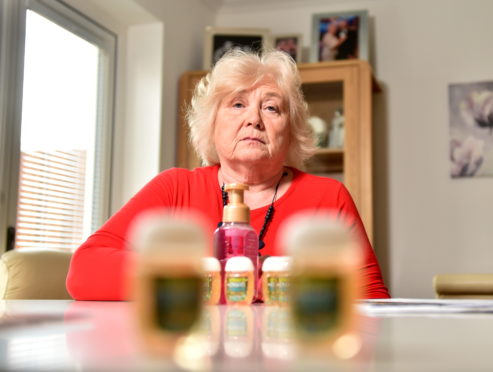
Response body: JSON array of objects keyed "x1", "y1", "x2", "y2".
[{"x1": 218, "y1": 171, "x2": 288, "y2": 252}]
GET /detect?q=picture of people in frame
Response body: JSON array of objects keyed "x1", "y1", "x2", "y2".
[
  {"x1": 318, "y1": 15, "x2": 360, "y2": 62},
  {"x1": 274, "y1": 36, "x2": 300, "y2": 62},
  {"x1": 212, "y1": 35, "x2": 263, "y2": 66}
]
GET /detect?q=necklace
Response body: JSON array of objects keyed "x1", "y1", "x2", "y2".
[{"x1": 218, "y1": 171, "x2": 288, "y2": 252}]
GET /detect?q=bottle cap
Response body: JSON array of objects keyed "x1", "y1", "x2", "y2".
[
  {"x1": 203, "y1": 257, "x2": 221, "y2": 272},
  {"x1": 262, "y1": 256, "x2": 292, "y2": 272},
  {"x1": 225, "y1": 256, "x2": 254, "y2": 272},
  {"x1": 278, "y1": 256, "x2": 293, "y2": 271},
  {"x1": 280, "y1": 212, "x2": 361, "y2": 266},
  {"x1": 223, "y1": 183, "x2": 250, "y2": 223},
  {"x1": 129, "y1": 209, "x2": 207, "y2": 259}
]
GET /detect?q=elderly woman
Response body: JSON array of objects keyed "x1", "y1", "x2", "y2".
[{"x1": 66, "y1": 49, "x2": 389, "y2": 300}]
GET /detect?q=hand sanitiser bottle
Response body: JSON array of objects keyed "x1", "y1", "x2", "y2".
[
  {"x1": 280, "y1": 212, "x2": 363, "y2": 360},
  {"x1": 202, "y1": 257, "x2": 221, "y2": 305},
  {"x1": 225, "y1": 256, "x2": 255, "y2": 305},
  {"x1": 129, "y1": 210, "x2": 207, "y2": 356},
  {"x1": 262, "y1": 256, "x2": 292, "y2": 306},
  {"x1": 214, "y1": 183, "x2": 259, "y2": 302}
]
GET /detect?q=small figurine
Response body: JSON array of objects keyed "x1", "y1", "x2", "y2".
[
  {"x1": 308, "y1": 116, "x2": 328, "y2": 147},
  {"x1": 329, "y1": 108, "x2": 344, "y2": 149}
]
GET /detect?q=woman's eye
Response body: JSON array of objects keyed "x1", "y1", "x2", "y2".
[
  {"x1": 265, "y1": 105, "x2": 279, "y2": 113},
  {"x1": 232, "y1": 102, "x2": 244, "y2": 108}
]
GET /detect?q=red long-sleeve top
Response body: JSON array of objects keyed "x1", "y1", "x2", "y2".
[{"x1": 66, "y1": 165, "x2": 390, "y2": 300}]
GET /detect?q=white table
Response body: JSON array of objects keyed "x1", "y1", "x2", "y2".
[{"x1": 1, "y1": 299, "x2": 493, "y2": 371}]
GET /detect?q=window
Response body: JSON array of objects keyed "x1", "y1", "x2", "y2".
[{"x1": 0, "y1": 0, "x2": 116, "y2": 251}]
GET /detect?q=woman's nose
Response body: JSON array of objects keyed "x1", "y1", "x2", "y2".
[{"x1": 246, "y1": 107, "x2": 264, "y2": 129}]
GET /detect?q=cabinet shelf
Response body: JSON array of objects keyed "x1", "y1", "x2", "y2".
[{"x1": 306, "y1": 148, "x2": 344, "y2": 173}]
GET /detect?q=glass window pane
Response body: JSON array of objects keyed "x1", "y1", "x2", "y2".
[{"x1": 15, "y1": 10, "x2": 100, "y2": 250}]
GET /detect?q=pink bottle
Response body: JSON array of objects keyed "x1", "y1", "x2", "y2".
[{"x1": 214, "y1": 183, "x2": 259, "y2": 304}]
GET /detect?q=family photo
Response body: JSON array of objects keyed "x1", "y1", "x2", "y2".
[{"x1": 312, "y1": 10, "x2": 368, "y2": 62}]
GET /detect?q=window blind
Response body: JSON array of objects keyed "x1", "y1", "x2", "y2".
[{"x1": 14, "y1": 150, "x2": 86, "y2": 251}]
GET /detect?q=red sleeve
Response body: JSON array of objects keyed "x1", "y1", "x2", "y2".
[
  {"x1": 336, "y1": 184, "x2": 390, "y2": 299},
  {"x1": 66, "y1": 170, "x2": 179, "y2": 301}
]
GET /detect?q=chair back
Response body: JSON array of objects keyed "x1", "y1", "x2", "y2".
[{"x1": 0, "y1": 249, "x2": 73, "y2": 299}]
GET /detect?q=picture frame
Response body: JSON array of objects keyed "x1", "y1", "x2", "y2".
[
  {"x1": 449, "y1": 80, "x2": 493, "y2": 178},
  {"x1": 310, "y1": 10, "x2": 369, "y2": 63},
  {"x1": 272, "y1": 34, "x2": 303, "y2": 63},
  {"x1": 203, "y1": 26, "x2": 271, "y2": 70}
]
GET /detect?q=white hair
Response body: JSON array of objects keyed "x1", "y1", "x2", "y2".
[{"x1": 186, "y1": 49, "x2": 316, "y2": 169}]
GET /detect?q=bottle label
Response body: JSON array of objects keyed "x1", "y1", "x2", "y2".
[
  {"x1": 153, "y1": 276, "x2": 202, "y2": 332},
  {"x1": 266, "y1": 276, "x2": 278, "y2": 302},
  {"x1": 203, "y1": 274, "x2": 212, "y2": 301},
  {"x1": 291, "y1": 276, "x2": 341, "y2": 335},
  {"x1": 226, "y1": 276, "x2": 249, "y2": 302},
  {"x1": 277, "y1": 276, "x2": 291, "y2": 303}
]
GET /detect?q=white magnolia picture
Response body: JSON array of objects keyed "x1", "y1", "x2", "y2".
[{"x1": 449, "y1": 81, "x2": 493, "y2": 178}]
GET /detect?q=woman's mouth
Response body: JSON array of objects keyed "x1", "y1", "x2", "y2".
[{"x1": 241, "y1": 137, "x2": 265, "y2": 144}]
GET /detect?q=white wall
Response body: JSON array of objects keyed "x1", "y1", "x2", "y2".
[
  {"x1": 215, "y1": 0, "x2": 493, "y2": 298},
  {"x1": 122, "y1": 23, "x2": 163, "y2": 200},
  {"x1": 63, "y1": 0, "x2": 215, "y2": 209},
  {"x1": 134, "y1": 0, "x2": 217, "y2": 169}
]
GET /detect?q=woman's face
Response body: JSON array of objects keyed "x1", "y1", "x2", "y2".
[{"x1": 213, "y1": 81, "x2": 290, "y2": 167}]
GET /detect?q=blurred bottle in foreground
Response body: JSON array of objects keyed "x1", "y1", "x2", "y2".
[
  {"x1": 128, "y1": 210, "x2": 207, "y2": 356},
  {"x1": 280, "y1": 212, "x2": 363, "y2": 360}
]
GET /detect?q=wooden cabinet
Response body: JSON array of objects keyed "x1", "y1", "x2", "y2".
[{"x1": 177, "y1": 60, "x2": 379, "y2": 242}]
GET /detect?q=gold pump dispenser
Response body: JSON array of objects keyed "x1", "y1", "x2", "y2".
[{"x1": 223, "y1": 184, "x2": 250, "y2": 223}]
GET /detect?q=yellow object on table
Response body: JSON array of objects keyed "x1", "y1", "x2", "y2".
[{"x1": 433, "y1": 274, "x2": 493, "y2": 299}]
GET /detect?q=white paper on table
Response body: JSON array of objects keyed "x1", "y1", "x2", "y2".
[{"x1": 358, "y1": 298, "x2": 493, "y2": 317}]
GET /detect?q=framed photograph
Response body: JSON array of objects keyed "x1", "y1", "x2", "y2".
[
  {"x1": 203, "y1": 26, "x2": 271, "y2": 70},
  {"x1": 449, "y1": 80, "x2": 493, "y2": 178},
  {"x1": 310, "y1": 10, "x2": 369, "y2": 63},
  {"x1": 273, "y1": 34, "x2": 303, "y2": 63}
]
